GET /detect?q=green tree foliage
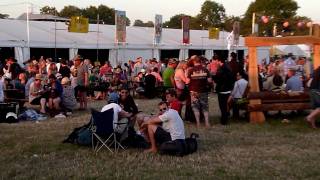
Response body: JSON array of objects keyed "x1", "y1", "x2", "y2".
[
  {"x1": 197, "y1": 0, "x2": 226, "y2": 29},
  {"x1": 59, "y1": 5, "x2": 82, "y2": 18},
  {"x1": 163, "y1": 14, "x2": 188, "y2": 29},
  {"x1": 40, "y1": 6, "x2": 59, "y2": 15},
  {"x1": 241, "y1": 0, "x2": 299, "y2": 36},
  {"x1": 133, "y1": 19, "x2": 154, "y2": 27},
  {"x1": 0, "y1": 13, "x2": 9, "y2": 19}
]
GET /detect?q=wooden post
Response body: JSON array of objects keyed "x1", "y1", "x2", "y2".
[
  {"x1": 248, "y1": 46, "x2": 265, "y2": 123},
  {"x1": 314, "y1": 44, "x2": 320, "y2": 70}
]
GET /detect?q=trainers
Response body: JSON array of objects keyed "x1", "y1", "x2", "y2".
[{"x1": 54, "y1": 113, "x2": 66, "y2": 118}]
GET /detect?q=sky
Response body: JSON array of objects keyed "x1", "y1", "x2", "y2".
[{"x1": 0, "y1": 0, "x2": 319, "y2": 23}]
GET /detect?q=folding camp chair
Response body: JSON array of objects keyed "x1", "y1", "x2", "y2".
[{"x1": 90, "y1": 108, "x2": 128, "y2": 153}]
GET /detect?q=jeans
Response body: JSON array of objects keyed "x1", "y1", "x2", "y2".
[{"x1": 218, "y1": 93, "x2": 230, "y2": 125}]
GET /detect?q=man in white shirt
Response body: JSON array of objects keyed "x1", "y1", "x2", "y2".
[
  {"x1": 229, "y1": 72, "x2": 248, "y2": 119},
  {"x1": 101, "y1": 102, "x2": 133, "y2": 133},
  {"x1": 141, "y1": 101, "x2": 185, "y2": 153}
]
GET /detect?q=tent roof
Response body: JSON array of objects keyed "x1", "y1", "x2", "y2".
[{"x1": 0, "y1": 19, "x2": 245, "y2": 50}]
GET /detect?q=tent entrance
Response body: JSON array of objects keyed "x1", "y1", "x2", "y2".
[
  {"x1": 160, "y1": 50, "x2": 179, "y2": 60},
  {"x1": 78, "y1": 49, "x2": 109, "y2": 65},
  {"x1": 30, "y1": 48, "x2": 69, "y2": 61},
  {"x1": 0, "y1": 47, "x2": 14, "y2": 62}
]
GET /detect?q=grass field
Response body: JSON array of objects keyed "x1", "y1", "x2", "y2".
[{"x1": 1, "y1": 95, "x2": 320, "y2": 179}]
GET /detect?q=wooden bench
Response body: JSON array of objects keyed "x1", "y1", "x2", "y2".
[{"x1": 247, "y1": 91, "x2": 311, "y2": 112}]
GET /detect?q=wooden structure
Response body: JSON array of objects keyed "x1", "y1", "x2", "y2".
[
  {"x1": 247, "y1": 91, "x2": 311, "y2": 112},
  {"x1": 245, "y1": 25, "x2": 320, "y2": 123}
]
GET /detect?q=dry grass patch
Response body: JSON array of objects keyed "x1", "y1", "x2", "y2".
[{"x1": 1, "y1": 95, "x2": 320, "y2": 179}]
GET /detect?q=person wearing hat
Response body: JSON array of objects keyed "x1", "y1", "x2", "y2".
[
  {"x1": 74, "y1": 55, "x2": 89, "y2": 110},
  {"x1": 285, "y1": 66, "x2": 304, "y2": 92},
  {"x1": 29, "y1": 74, "x2": 47, "y2": 114},
  {"x1": 61, "y1": 77, "x2": 77, "y2": 113},
  {"x1": 47, "y1": 74, "x2": 63, "y2": 115}
]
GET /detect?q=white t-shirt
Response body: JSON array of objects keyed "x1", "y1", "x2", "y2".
[
  {"x1": 101, "y1": 103, "x2": 122, "y2": 128},
  {"x1": 158, "y1": 109, "x2": 185, "y2": 140}
]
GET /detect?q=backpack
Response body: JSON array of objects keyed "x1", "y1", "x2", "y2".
[
  {"x1": 184, "y1": 133, "x2": 199, "y2": 155},
  {"x1": 159, "y1": 133, "x2": 199, "y2": 156}
]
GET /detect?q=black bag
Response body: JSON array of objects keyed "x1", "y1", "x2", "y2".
[
  {"x1": 159, "y1": 133, "x2": 199, "y2": 156},
  {"x1": 159, "y1": 139, "x2": 186, "y2": 156},
  {"x1": 184, "y1": 133, "x2": 199, "y2": 155},
  {"x1": 63, "y1": 122, "x2": 91, "y2": 146}
]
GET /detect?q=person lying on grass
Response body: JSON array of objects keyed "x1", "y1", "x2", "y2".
[{"x1": 140, "y1": 101, "x2": 185, "y2": 153}]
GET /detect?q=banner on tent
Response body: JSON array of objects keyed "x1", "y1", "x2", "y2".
[
  {"x1": 182, "y1": 16, "x2": 190, "y2": 44},
  {"x1": 115, "y1": 10, "x2": 127, "y2": 43},
  {"x1": 208, "y1": 27, "x2": 219, "y2": 39},
  {"x1": 69, "y1": 16, "x2": 89, "y2": 33},
  {"x1": 154, "y1": 14, "x2": 162, "y2": 45}
]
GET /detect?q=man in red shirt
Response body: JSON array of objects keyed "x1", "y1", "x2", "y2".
[{"x1": 166, "y1": 89, "x2": 182, "y2": 115}]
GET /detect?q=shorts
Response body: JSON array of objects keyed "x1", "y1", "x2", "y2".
[
  {"x1": 155, "y1": 127, "x2": 171, "y2": 145},
  {"x1": 191, "y1": 92, "x2": 209, "y2": 111}
]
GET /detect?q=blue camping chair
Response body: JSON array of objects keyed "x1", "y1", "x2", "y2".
[{"x1": 90, "y1": 108, "x2": 127, "y2": 153}]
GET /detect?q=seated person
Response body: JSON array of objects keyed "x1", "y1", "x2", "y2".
[
  {"x1": 107, "y1": 86, "x2": 119, "y2": 103},
  {"x1": 140, "y1": 101, "x2": 185, "y2": 153},
  {"x1": 61, "y1": 77, "x2": 77, "y2": 113},
  {"x1": 101, "y1": 101, "x2": 133, "y2": 134},
  {"x1": 47, "y1": 74, "x2": 63, "y2": 115},
  {"x1": 263, "y1": 69, "x2": 284, "y2": 92},
  {"x1": 118, "y1": 87, "x2": 139, "y2": 124},
  {"x1": 165, "y1": 89, "x2": 182, "y2": 115},
  {"x1": 29, "y1": 74, "x2": 47, "y2": 114},
  {"x1": 228, "y1": 72, "x2": 248, "y2": 119},
  {"x1": 286, "y1": 67, "x2": 304, "y2": 92}
]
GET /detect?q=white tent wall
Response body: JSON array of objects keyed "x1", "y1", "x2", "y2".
[
  {"x1": 244, "y1": 47, "x2": 270, "y2": 64},
  {"x1": 69, "y1": 48, "x2": 78, "y2": 60},
  {"x1": 179, "y1": 48, "x2": 189, "y2": 60},
  {"x1": 152, "y1": 49, "x2": 160, "y2": 60},
  {"x1": 14, "y1": 47, "x2": 23, "y2": 65},
  {"x1": 205, "y1": 49, "x2": 214, "y2": 60}
]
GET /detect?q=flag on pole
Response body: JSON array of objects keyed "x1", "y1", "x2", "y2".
[
  {"x1": 208, "y1": 27, "x2": 220, "y2": 39},
  {"x1": 69, "y1": 16, "x2": 89, "y2": 33},
  {"x1": 115, "y1": 10, "x2": 127, "y2": 43},
  {"x1": 154, "y1": 14, "x2": 162, "y2": 44},
  {"x1": 182, "y1": 16, "x2": 190, "y2": 44}
]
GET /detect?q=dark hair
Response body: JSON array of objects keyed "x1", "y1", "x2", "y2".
[
  {"x1": 273, "y1": 74, "x2": 283, "y2": 87},
  {"x1": 165, "y1": 89, "x2": 177, "y2": 97},
  {"x1": 158, "y1": 101, "x2": 168, "y2": 106},
  {"x1": 49, "y1": 74, "x2": 56, "y2": 80},
  {"x1": 153, "y1": 67, "x2": 158, "y2": 72}
]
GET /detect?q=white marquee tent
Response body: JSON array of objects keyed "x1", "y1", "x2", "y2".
[{"x1": 0, "y1": 19, "x2": 270, "y2": 66}]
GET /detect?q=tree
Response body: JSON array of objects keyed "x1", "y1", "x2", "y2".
[
  {"x1": 223, "y1": 16, "x2": 241, "y2": 32},
  {"x1": 241, "y1": 0, "x2": 299, "y2": 36},
  {"x1": 163, "y1": 14, "x2": 188, "y2": 29},
  {"x1": 40, "y1": 6, "x2": 58, "y2": 15},
  {"x1": 133, "y1": 19, "x2": 154, "y2": 27},
  {"x1": 0, "y1": 13, "x2": 9, "y2": 19},
  {"x1": 59, "y1": 5, "x2": 82, "y2": 18},
  {"x1": 197, "y1": 0, "x2": 226, "y2": 29}
]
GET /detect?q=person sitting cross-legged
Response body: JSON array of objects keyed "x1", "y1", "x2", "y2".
[{"x1": 140, "y1": 101, "x2": 185, "y2": 153}]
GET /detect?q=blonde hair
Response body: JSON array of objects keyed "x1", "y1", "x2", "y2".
[{"x1": 176, "y1": 61, "x2": 187, "y2": 70}]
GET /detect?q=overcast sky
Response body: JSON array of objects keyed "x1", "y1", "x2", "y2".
[{"x1": 1, "y1": 0, "x2": 319, "y2": 22}]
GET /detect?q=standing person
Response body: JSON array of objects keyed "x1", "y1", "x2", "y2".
[
  {"x1": 74, "y1": 56, "x2": 89, "y2": 110},
  {"x1": 228, "y1": 52, "x2": 240, "y2": 81},
  {"x1": 187, "y1": 55, "x2": 212, "y2": 128},
  {"x1": 133, "y1": 57, "x2": 146, "y2": 77},
  {"x1": 162, "y1": 59, "x2": 177, "y2": 91},
  {"x1": 306, "y1": 67, "x2": 320, "y2": 128},
  {"x1": 174, "y1": 61, "x2": 189, "y2": 101},
  {"x1": 212, "y1": 58, "x2": 234, "y2": 125}
]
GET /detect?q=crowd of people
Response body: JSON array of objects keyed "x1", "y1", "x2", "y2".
[{"x1": 0, "y1": 51, "x2": 320, "y2": 151}]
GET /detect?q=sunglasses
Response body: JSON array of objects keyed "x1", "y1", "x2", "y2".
[{"x1": 159, "y1": 107, "x2": 167, "y2": 112}]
